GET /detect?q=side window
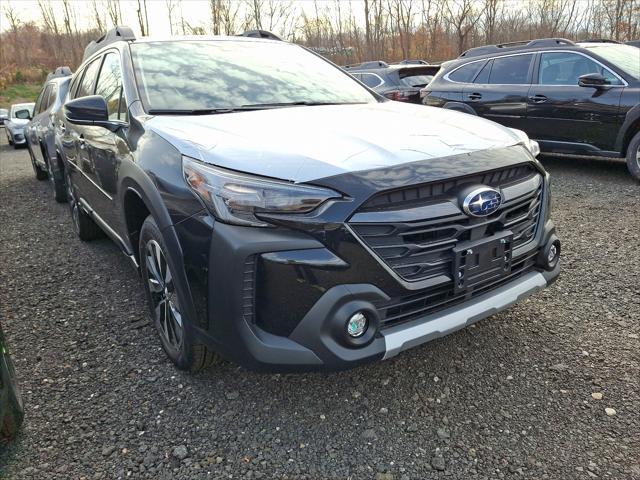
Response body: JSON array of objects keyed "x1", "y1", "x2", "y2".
[
  {"x1": 360, "y1": 73, "x2": 383, "y2": 88},
  {"x1": 474, "y1": 61, "x2": 492, "y2": 84},
  {"x1": 449, "y1": 62, "x2": 484, "y2": 83},
  {"x1": 538, "y1": 52, "x2": 622, "y2": 86},
  {"x1": 489, "y1": 54, "x2": 533, "y2": 84},
  {"x1": 47, "y1": 84, "x2": 57, "y2": 109},
  {"x1": 95, "y1": 52, "x2": 126, "y2": 121},
  {"x1": 69, "y1": 74, "x2": 81, "y2": 99},
  {"x1": 76, "y1": 57, "x2": 102, "y2": 98},
  {"x1": 34, "y1": 86, "x2": 48, "y2": 114}
]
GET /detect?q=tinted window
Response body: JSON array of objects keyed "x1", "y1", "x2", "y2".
[
  {"x1": 449, "y1": 62, "x2": 483, "y2": 83},
  {"x1": 47, "y1": 84, "x2": 57, "y2": 109},
  {"x1": 76, "y1": 58, "x2": 102, "y2": 98},
  {"x1": 400, "y1": 74, "x2": 433, "y2": 87},
  {"x1": 131, "y1": 40, "x2": 375, "y2": 111},
  {"x1": 360, "y1": 73, "x2": 383, "y2": 88},
  {"x1": 474, "y1": 60, "x2": 491, "y2": 84},
  {"x1": 538, "y1": 52, "x2": 622, "y2": 85},
  {"x1": 95, "y1": 52, "x2": 126, "y2": 121},
  {"x1": 34, "y1": 86, "x2": 49, "y2": 114},
  {"x1": 489, "y1": 55, "x2": 532, "y2": 84}
]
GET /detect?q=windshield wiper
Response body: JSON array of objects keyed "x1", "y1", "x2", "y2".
[
  {"x1": 240, "y1": 101, "x2": 366, "y2": 108},
  {"x1": 147, "y1": 106, "x2": 268, "y2": 115},
  {"x1": 148, "y1": 102, "x2": 367, "y2": 116}
]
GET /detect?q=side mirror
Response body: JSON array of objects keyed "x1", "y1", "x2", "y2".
[
  {"x1": 64, "y1": 95, "x2": 118, "y2": 130},
  {"x1": 578, "y1": 73, "x2": 609, "y2": 88}
]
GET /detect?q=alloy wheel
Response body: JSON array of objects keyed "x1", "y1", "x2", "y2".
[
  {"x1": 636, "y1": 144, "x2": 640, "y2": 169},
  {"x1": 66, "y1": 172, "x2": 80, "y2": 234},
  {"x1": 145, "y1": 240, "x2": 183, "y2": 350}
]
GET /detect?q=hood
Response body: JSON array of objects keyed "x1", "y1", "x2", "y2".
[
  {"x1": 9, "y1": 119, "x2": 29, "y2": 127},
  {"x1": 146, "y1": 102, "x2": 523, "y2": 183}
]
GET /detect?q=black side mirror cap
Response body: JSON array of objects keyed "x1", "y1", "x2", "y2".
[
  {"x1": 578, "y1": 73, "x2": 609, "y2": 88},
  {"x1": 64, "y1": 95, "x2": 120, "y2": 130}
]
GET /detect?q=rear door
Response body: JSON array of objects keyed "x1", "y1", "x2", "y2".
[
  {"x1": 66, "y1": 57, "x2": 103, "y2": 201},
  {"x1": 525, "y1": 51, "x2": 624, "y2": 153},
  {"x1": 28, "y1": 85, "x2": 51, "y2": 164},
  {"x1": 463, "y1": 53, "x2": 534, "y2": 131}
]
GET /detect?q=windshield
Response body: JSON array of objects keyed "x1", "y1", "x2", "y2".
[
  {"x1": 583, "y1": 44, "x2": 640, "y2": 80},
  {"x1": 131, "y1": 40, "x2": 377, "y2": 112}
]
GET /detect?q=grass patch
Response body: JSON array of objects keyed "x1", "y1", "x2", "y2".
[{"x1": 0, "y1": 83, "x2": 42, "y2": 109}]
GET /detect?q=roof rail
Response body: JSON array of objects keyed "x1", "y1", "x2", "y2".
[
  {"x1": 459, "y1": 38, "x2": 576, "y2": 58},
  {"x1": 394, "y1": 59, "x2": 429, "y2": 65},
  {"x1": 579, "y1": 38, "x2": 621, "y2": 44},
  {"x1": 46, "y1": 66, "x2": 73, "y2": 81},
  {"x1": 83, "y1": 26, "x2": 136, "y2": 61},
  {"x1": 343, "y1": 60, "x2": 389, "y2": 70},
  {"x1": 240, "y1": 30, "x2": 281, "y2": 41}
]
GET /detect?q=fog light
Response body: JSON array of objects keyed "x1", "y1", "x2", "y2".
[{"x1": 347, "y1": 312, "x2": 368, "y2": 338}]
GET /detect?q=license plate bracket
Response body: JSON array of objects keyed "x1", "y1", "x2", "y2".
[{"x1": 453, "y1": 231, "x2": 513, "y2": 294}]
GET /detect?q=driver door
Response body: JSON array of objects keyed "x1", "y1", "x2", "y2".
[{"x1": 525, "y1": 51, "x2": 623, "y2": 154}]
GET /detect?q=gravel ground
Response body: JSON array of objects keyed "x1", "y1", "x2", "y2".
[{"x1": 0, "y1": 133, "x2": 638, "y2": 480}]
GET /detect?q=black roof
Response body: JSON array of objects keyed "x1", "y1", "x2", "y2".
[{"x1": 459, "y1": 38, "x2": 576, "y2": 59}]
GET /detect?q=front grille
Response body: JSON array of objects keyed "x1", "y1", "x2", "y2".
[
  {"x1": 349, "y1": 164, "x2": 543, "y2": 284},
  {"x1": 360, "y1": 164, "x2": 536, "y2": 211},
  {"x1": 375, "y1": 249, "x2": 539, "y2": 328}
]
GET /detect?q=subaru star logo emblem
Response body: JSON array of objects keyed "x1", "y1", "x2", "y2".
[{"x1": 462, "y1": 187, "x2": 503, "y2": 217}]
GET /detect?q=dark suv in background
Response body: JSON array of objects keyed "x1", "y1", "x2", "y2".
[
  {"x1": 344, "y1": 60, "x2": 440, "y2": 103},
  {"x1": 423, "y1": 39, "x2": 640, "y2": 179},
  {"x1": 26, "y1": 66, "x2": 73, "y2": 201}
]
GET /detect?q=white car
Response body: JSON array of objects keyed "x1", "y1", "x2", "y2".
[{"x1": 5, "y1": 102, "x2": 35, "y2": 148}]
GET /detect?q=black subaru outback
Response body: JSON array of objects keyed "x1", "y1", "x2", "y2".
[
  {"x1": 423, "y1": 38, "x2": 640, "y2": 179},
  {"x1": 55, "y1": 27, "x2": 560, "y2": 372}
]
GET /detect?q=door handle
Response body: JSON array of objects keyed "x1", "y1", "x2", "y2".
[
  {"x1": 529, "y1": 94, "x2": 548, "y2": 104},
  {"x1": 468, "y1": 92, "x2": 482, "y2": 101}
]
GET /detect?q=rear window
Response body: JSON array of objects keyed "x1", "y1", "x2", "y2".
[
  {"x1": 448, "y1": 62, "x2": 484, "y2": 83},
  {"x1": 359, "y1": 73, "x2": 384, "y2": 88},
  {"x1": 399, "y1": 67, "x2": 438, "y2": 87}
]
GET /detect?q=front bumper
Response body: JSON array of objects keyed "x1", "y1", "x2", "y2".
[
  {"x1": 9, "y1": 130, "x2": 25, "y2": 144},
  {"x1": 177, "y1": 214, "x2": 559, "y2": 372}
]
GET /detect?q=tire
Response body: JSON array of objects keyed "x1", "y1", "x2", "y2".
[
  {"x1": 626, "y1": 130, "x2": 640, "y2": 181},
  {"x1": 28, "y1": 146, "x2": 48, "y2": 181},
  {"x1": 139, "y1": 216, "x2": 221, "y2": 372},
  {"x1": 65, "y1": 168, "x2": 101, "y2": 241},
  {"x1": 46, "y1": 153, "x2": 67, "y2": 203},
  {"x1": 0, "y1": 349, "x2": 24, "y2": 442}
]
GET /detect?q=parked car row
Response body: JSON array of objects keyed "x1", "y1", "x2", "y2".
[
  {"x1": 18, "y1": 26, "x2": 562, "y2": 374},
  {"x1": 343, "y1": 39, "x2": 640, "y2": 180}
]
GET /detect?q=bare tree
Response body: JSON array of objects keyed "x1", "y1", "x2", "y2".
[
  {"x1": 166, "y1": 0, "x2": 177, "y2": 35},
  {"x1": 91, "y1": 0, "x2": 106, "y2": 32},
  {"x1": 444, "y1": 0, "x2": 487, "y2": 54},
  {"x1": 136, "y1": 0, "x2": 150, "y2": 35},
  {"x1": 106, "y1": 0, "x2": 122, "y2": 27}
]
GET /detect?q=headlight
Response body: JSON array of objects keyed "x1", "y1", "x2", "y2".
[
  {"x1": 182, "y1": 156, "x2": 341, "y2": 227},
  {"x1": 509, "y1": 128, "x2": 540, "y2": 158}
]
